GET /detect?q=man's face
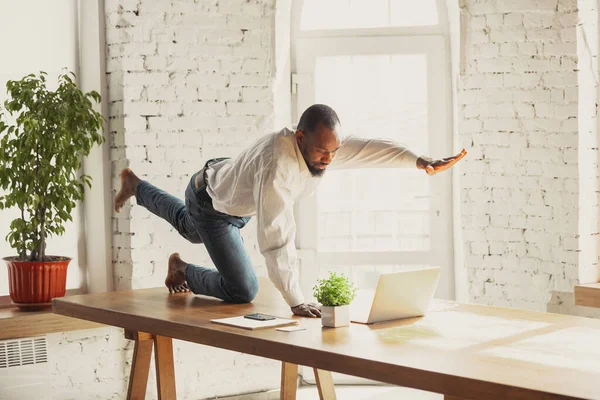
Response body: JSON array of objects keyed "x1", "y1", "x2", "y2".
[{"x1": 295, "y1": 123, "x2": 341, "y2": 177}]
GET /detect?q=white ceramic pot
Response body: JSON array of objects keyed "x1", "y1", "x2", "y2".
[{"x1": 321, "y1": 305, "x2": 350, "y2": 327}]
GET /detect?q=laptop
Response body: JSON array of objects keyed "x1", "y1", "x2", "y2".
[{"x1": 350, "y1": 267, "x2": 441, "y2": 324}]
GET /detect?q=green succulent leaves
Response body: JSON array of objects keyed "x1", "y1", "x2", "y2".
[{"x1": 313, "y1": 271, "x2": 357, "y2": 307}]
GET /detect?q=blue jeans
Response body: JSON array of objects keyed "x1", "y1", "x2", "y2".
[{"x1": 135, "y1": 169, "x2": 258, "y2": 303}]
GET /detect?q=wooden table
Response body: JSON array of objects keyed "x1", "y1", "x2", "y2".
[
  {"x1": 0, "y1": 305, "x2": 103, "y2": 340},
  {"x1": 52, "y1": 288, "x2": 600, "y2": 400},
  {"x1": 575, "y1": 283, "x2": 600, "y2": 309}
]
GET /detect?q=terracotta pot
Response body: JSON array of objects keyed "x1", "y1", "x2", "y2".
[{"x1": 3, "y1": 256, "x2": 71, "y2": 304}]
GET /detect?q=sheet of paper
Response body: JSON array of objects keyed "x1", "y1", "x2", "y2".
[
  {"x1": 276, "y1": 326, "x2": 306, "y2": 332},
  {"x1": 210, "y1": 315, "x2": 299, "y2": 330}
]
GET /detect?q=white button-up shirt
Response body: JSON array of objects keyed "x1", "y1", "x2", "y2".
[{"x1": 205, "y1": 128, "x2": 420, "y2": 307}]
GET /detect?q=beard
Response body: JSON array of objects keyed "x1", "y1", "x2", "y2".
[
  {"x1": 300, "y1": 148, "x2": 327, "y2": 177},
  {"x1": 307, "y1": 163, "x2": 326, "y2": 177}
]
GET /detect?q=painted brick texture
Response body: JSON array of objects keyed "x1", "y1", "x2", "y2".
[
  {"x1": 106, "y1": 0, "x2": 276, "y2": 289},
  {"x1": 94, "y1": 0, "x2": 283, "y2": 398},
  {"x1": 459, "y1": 0, "x2": 600, "y2": 314}
]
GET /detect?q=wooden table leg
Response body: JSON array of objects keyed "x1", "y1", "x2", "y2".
[
  {"x1": 313, "y1": 369, "x2": 336, "y2": 400},
  {"x1": 280, "y1": 362, "x2": 298, "y2": 400},
  {"x1": 124, "y1": 330, "x2": 154, "y2": 400},
  {"x1": 154, "y1": 335, "x2": 177, "y2": 400}
]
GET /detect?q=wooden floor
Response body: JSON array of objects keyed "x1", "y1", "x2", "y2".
[
  {"x1": 222, "y1": 386, "x2": 441, "y2": 400},
  {"x1": 296, "y1": 386, "x2": 441, "y2": 400}
]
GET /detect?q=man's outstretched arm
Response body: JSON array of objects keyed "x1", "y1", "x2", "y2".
[
  {"x1": 416, "y1": 149, "x2": 467, "y2": 175},
  {"x1": 330, "y1": 136, "x2": 467, "y2": 173}
]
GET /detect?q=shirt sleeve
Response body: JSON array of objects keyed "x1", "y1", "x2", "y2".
[
  {"x1": 253, "y1": 160, "x2": 305, "y2": 307},
  {"x1": 330, "y1": 136, "x2": 421, "y2": 170}
]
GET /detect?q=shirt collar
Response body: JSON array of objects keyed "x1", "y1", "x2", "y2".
[{"x1": 287, "y1": 128, "x2": 311, "y2": 178}]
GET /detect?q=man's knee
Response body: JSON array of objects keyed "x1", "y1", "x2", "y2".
[
  {"x1": 231, "y1": 281, "x2": 259, "y2": 303},
  {"x1": 183, "y1": 233, "x2": 203, "y2": 244}
]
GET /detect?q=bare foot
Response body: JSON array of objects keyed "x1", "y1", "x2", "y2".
[
  {"x1": 166, "y1": 253, "x2": 190, "y2": 294},
  {"x1": 114, "y1": 168, "x2": 141, "y2": 213}
]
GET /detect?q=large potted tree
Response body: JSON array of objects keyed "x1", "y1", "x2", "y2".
[{"x1": 0, "y1": 71, "x2": 105, "y2": 309}]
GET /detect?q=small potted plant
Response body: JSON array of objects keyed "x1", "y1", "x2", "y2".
[
  {"x1": 313, "y1": 271, "x2": 357, "y2": 328},
  {"x1": 0, "y1": 71, "x2": 105, "y2": 308}
]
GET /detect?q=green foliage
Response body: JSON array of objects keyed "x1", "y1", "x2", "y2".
[
  {"x1": 312, "y1": 271, "x2": 357, "y2": 307},
  {"x1": 0, "y1": 71, "x2": 105, "y2": 261}
]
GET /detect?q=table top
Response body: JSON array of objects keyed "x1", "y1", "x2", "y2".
[
  {"x1": 0, "y1": 305, "x2": 102, "y2": 340},
  {"x1": 53, "y1": 288, "x2": 600, "y2": 400}
]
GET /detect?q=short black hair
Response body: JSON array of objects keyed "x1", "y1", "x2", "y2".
[{"x1": 297, "y1": 104, "x2": 340, "y2": 135}]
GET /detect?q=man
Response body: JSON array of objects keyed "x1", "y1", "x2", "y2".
[{"x1": 114, "y1": 104, "x2": 466, "y2": 318}]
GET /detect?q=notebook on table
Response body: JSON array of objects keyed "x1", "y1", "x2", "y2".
[{"x1": 210, "y1": 315, "x2": 299, "y2": 330}]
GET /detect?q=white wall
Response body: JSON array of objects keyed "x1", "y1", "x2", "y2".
[
  {"x1": 273, "y1": 0, "x2": 293, "y2": 130},
  {"x1": 106, "y1": 0, "x2": 281, "y2": 291},
  {"x1": 458, "y1": 0, "x2": 600, "y2": 317},
  {"x1": 2, "y1": 0, "x2": 292, "y2": 398},
  {"x1": 0, "y1": 0, "x2": 86, "y2": 293},
  {"x1": 446, "y1": 0, "x2": 469, "y2": 303},
  {"x1": 0, "y1": 3, "x2": 121, "y2": 399},
  {"x1": 576, "y1": 0, "x2": 600, "y2": 286},
  {"x1": 104, "y1": 0, "x2": 287, "y2": 397}
]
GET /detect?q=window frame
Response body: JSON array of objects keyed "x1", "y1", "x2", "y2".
[
  {"x1": 292, "y1": 39, "x2": 454, "y2": 294},
  {"x1": 291, "y1": 0, "x2": 454, "y2": 293},
  {"x1": 291, "y1": 0, "x2": 454, "y2": 386}
]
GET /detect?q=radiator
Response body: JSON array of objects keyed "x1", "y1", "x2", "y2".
[{"x1": 0, "y1": 336, "x2": 51, "y2": 399}]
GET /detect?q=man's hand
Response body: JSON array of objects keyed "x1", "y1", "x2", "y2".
[
  {"x1": 417, "y1": 149, "x2": 467, "y2": 176},
  {"x1": 291, "y1": 302, "x2": 322, "y2": 318}
]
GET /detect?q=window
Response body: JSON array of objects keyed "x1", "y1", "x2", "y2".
[
  {"x1": 315, "y1": 53, "x2": 430, "y2": 253},
  {"x1": 294, "y1": 33, "x2": 453, "y2": 295},
  {"x1": 300, "y1": 0, "x2": 439, "y2": 30},
  {"x1": 292, "y1": 0, "x2": 452, "y2": 383}
]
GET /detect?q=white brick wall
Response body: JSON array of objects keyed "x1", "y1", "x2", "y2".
[
  {"x1": 48, "y1": 326, "x2": 282, "y2": 399},
  {"x1": 49, "y1": 327, "x2": 130, "y2": 398},
  {"x1": 67, "y1": 0, "x2": 287, "y2": 398},
  {"x1": 459, "y1": 0, "x2": 600, "y2": 314},
  {"x1": 106, "y1": 0, "x2": 278, "y2": 288}
]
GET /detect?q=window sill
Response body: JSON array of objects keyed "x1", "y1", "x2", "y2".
[
  {"x1": 0, "y1": 303, "x2": 104, "y2": 340},
  {"x1": 574, "y1": 283, "x2": 600, "y2": 309}
]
